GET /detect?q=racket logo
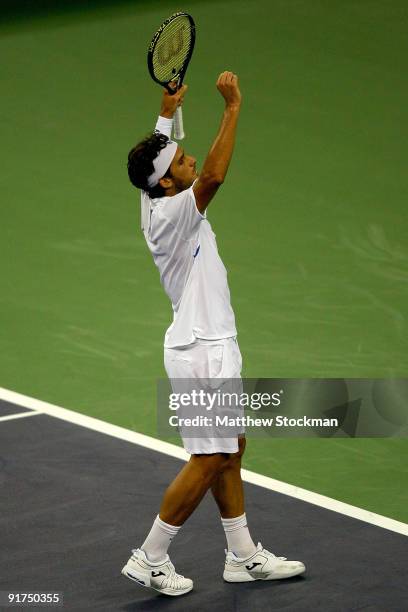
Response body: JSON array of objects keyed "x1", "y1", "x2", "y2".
[{"x1": 157, "y1": 26, "x2": 185, "y2": 65}]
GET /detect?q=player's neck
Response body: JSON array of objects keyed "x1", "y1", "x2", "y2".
[{"x1": 164, "y1": 185, "x2": 178, "y2": 197}]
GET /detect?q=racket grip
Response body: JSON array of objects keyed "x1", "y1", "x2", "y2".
[{"x1": 173, "y1": 107, "x2": 185, "y2": 140}]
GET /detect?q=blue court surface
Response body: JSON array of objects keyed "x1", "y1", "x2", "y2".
[{"x1": 0, "y1": 395, "x2": 407, "y2": 611}]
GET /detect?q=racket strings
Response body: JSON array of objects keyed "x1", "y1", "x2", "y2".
[{"x1": 152, "y1": 16, "x2": 193, "y2": 82}]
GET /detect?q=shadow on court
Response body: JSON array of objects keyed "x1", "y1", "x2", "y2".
[{"x1": 0, "y1": 400, "x2": 406, "y2": 611}]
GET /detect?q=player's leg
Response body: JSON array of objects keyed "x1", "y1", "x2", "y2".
[
  {"x1": 211, "y1": 436, "x2": 257, "y2": 558},
  {"x1": 122, "y1": 340, "x2": 232, "y2": 594},
  {"x1": 210, "y1": 435, "x2": 245, "y2": 518},
  {"x1": 121, "y1": 452, "x2": 228, "y2": 596},
  {"x1": 211, "y1": 437, "x2": 306, "y2": 582},
  {"x1": 139, "y1": 452, "x2": 228, "y2": 562}
]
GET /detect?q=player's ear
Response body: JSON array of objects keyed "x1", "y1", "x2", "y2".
[{"x1": 159, "y1": 176, "x2": 173, "y2": 189}]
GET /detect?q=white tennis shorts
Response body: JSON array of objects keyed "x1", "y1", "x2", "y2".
[{"x1": 164, "y1": 337, "x2": 244, "y2": 454}]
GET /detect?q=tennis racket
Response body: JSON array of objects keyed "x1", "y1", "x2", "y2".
[{"x1": 147, "y1": 12, "x2": 196, "y2": 140}]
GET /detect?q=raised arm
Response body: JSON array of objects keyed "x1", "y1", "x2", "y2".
[{"x1": 193, "y1": 71, "x2": 242, "y2": 213}]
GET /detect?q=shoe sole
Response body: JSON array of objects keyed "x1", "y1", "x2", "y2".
[
  {"x1": 223, "y1": 565, "x2": 306, "y2": 582},
  {"x1": 121, "y1": 565, "x2": 193, "y2": 596}
]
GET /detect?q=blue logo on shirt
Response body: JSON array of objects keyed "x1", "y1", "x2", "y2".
[{"x1": 193, "y1": 244, "x2": 200, "y2": 258}]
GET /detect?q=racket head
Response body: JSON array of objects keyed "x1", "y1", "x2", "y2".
[{"x1": 147, "y1": 12, "x2": 195, "y2": 93}]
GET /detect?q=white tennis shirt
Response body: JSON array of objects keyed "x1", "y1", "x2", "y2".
[{"x1": 141, "y1": 185, "x2": 237, "y2": 348}]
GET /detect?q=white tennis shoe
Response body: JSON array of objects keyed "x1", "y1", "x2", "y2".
[
  {"x1": 223, "y1": 542, "x2": 305, "y2": 582},
  {"x1": 121, "y1": 548, "x2": 193, "y2": 596}
]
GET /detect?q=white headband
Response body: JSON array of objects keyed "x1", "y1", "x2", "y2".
[{"x1": 147, "y1": 141, "x2": 178, "y2": 188}]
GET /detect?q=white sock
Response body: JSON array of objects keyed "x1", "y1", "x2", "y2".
[
  {"x1": 141, "y1": 515, "x2": 181, "y2": 562},
  {"x1": 221, "y1": 513, "x2": 257, "y2": 559}
]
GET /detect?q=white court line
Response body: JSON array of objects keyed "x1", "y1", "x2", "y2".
[
  {"x1": 0, "y1": 385, "x2": 407, "y2": 537},
  {"x1": 0, "y1": 410, "x2": 43, "y2": 422}
]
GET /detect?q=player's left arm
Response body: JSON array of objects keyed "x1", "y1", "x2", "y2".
[{"x1": 193, "y1": 72, "x2": 241, "y2": 213}]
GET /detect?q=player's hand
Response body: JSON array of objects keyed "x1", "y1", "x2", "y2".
[
  {"x1": 216, "y1": 72, "x2": 241, "y2": 108},
  {"x1": 160, "y1": 84, "x2": 188, "y2": 119}
]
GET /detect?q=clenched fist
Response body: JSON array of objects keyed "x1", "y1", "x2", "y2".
[{"x1": 216, "y1": 71, "x2": 241, "y2": 108}]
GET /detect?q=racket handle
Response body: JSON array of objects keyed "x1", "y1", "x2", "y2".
[{"x1": 173, "y1": 107, "x2": 185, "y2": 140}]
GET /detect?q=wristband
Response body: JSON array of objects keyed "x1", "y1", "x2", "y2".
[{"x1": 155, "y1": 115, "x2": 173, "y2": 138}]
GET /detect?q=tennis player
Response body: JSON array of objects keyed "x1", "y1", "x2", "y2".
[{"x1": 122, "y1": 72, "x2": 305, "y2": 596}]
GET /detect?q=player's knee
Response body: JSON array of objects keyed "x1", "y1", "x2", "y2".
[
  {"x1": 192, "y1": 453, "x2": 229, "y2": 480},
  {"x1": 209, "y1": 453, "x2": 230, "y2": 475}
]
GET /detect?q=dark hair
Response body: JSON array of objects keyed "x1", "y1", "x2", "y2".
[{"x1": 127, "y1": 131, "x2": 172, "y2": 199}]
